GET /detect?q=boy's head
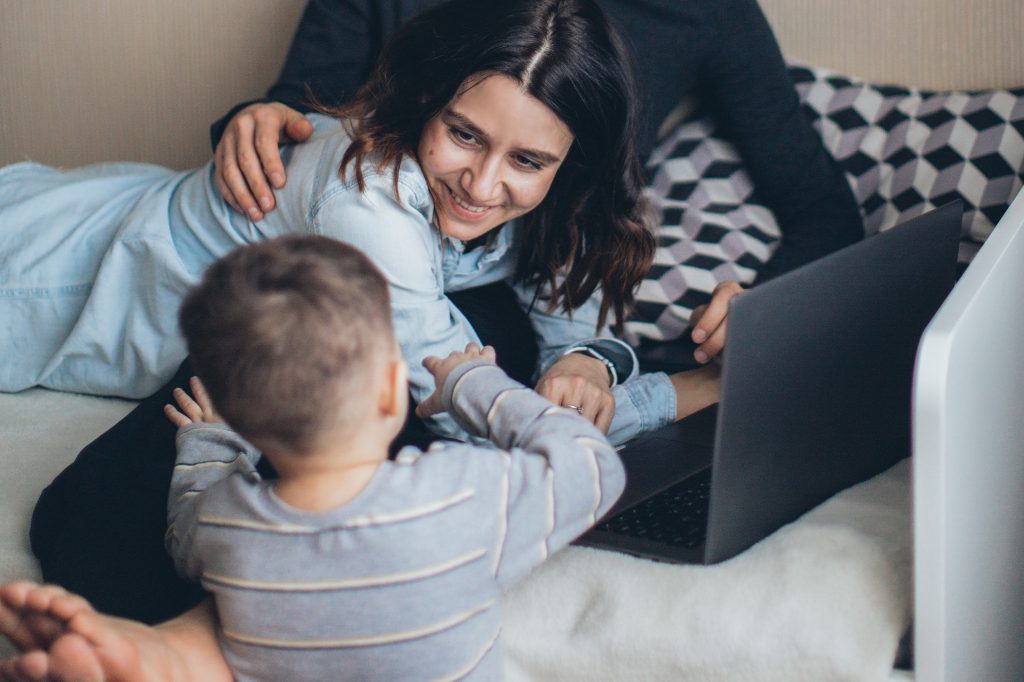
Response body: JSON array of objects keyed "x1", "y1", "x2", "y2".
[{"x1": 179, "y1": 235, "x2": 402, "y2": 456}]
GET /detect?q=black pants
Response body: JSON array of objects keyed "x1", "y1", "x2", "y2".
[{"x1": 29, "y1": 282, "x2": 538, "y2": 624}]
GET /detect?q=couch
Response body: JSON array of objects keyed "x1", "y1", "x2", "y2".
[{"x1": 2, "y1": 1, "x2": 1022, "y2": 679}]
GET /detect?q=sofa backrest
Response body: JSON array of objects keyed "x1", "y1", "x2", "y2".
[
  {"x1": 760, "y1": 0, "x2": 1023, "y2": 91},
  {"x1": 1, "y1": 0, "x2": 1021, "y2": 170}
]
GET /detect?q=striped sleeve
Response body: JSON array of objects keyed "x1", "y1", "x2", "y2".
[
  {"x1": 441, "y1": 362, "x2": 625, "y2": 587},
  {"x1": 166, "y1": 423, "x2": 262, "y2": 580}
]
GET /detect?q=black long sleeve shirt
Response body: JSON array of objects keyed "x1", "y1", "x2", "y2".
[{"x1": 211, "y1": 0, "x2": 863, "y2": 281}]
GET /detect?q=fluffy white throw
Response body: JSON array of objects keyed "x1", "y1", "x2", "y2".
[{"x1": 502, "y1": 459, "x2": 911, "y2": 681}]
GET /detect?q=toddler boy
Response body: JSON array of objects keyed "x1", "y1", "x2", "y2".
[{"x1": 161, "y1": 235, "x2": 625, "y2": 681}]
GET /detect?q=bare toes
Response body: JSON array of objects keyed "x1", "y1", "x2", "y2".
[
  {"x1": 22, "y1": 612, "x2": 64, "y2": 648},
  {"x1": 0, "y1": 582, "x2": 38, "y2": 610},
  {"x1": 24, "y1": 586, "x2": 67, "y2": 613},
  {"x1": 49, "y1": 595, "x2": 93, "y2": 624},
  {"x1": 0, "y1": 583, "x2": 82, "y2": 655},
  {"x1": 49, "y1": 634, "x2": 106, "y2": 682},
  {"x1": 13, "y1": 650, "x2": 51, "y2": 680}
]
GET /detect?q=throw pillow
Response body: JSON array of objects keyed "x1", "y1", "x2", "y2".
[
  {"x1": 791, "y1": 64, "x2": 1024, "y2": 260},
  {"x1": 626, "y1": 65, "x2": 1024, "y2": 343}
]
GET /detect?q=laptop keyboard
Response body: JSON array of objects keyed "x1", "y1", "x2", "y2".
[{"x1": 595, "y1": 468, "x2": 712, "y2": 548}]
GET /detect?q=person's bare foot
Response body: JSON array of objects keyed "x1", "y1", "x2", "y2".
[{"x1": 0, "y1": 582, "x2": 230, "y2": 682}]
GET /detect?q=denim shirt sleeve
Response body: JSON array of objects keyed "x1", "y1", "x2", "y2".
[
  {"x1": 311, "y1": 169, "x2": 478, "y2": 440},
  {"x1": 607, "y1": 372, "x2": 677, "y2": 445}
]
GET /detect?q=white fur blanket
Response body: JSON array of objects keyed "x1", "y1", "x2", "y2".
[
  {"x1": 502, "y1": 460, "x2": 912, "y2": 681},
  {"x1": 0, "y1": 389, "x2": 911, "y2": 679}
]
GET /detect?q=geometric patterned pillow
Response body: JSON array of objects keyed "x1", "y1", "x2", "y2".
[
  {"x1": 625, "y1": 64, "x2": 1024, "y2": 343},
  {"x1": 625, "y1": 113, "x2": 780, "y2": 343},
  {"x1": 791, "y1": 64, "x2": 1024, "y2": 262}
]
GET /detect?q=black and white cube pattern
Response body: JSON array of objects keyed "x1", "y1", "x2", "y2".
[
  {"x1": 625, "y1": 115, "x2": 780, "y2": 342},
  {"x1": 792, "y1": 64, "x2": 1024, "y2": 256},
  {"x1": 625, "y1": 64, "x2": 1024, "y2": 343}
]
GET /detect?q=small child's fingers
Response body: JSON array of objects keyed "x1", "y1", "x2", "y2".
[
  {"x1": 481, "y1": 345, "x2": 497, "y2": 362},
  {"x1": 189, "y1": 376, "x2": 214, "y2": 413},
  {"x1": 422, "y1": 355, "x2": 439, "y2": 372},
  {"x1": 171, "y1": 388, "x2": 203, "y2": 421},
  {"x1": 415, "y1": 393, "x2": 442, "y2": 419},
  {"x1": 163, "y1": 404, "x2": 191, "y2": 428},
  {"x1": 464, "y1": 342, "x2": 481, "y2": 354}
]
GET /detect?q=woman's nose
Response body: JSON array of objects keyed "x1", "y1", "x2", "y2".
[{"x1": 462, "y1": 155, "x2": 503, "y2": 204}]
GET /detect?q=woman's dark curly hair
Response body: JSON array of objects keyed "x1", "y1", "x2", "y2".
[{"x1": 333, "y1": 0, "x2": 654, "y2": 332}]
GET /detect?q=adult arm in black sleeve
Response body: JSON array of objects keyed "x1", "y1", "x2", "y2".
[
  {"x1": 210, "y1": 0, "x2": 391, "y2": 150},
  {"x1": 698, "y1": 0, "x2": 863, "y2": 281}
]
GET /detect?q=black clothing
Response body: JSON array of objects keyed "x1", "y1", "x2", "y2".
[{"x1": 211, "y1": 0, "x2": 863, "y2": 280}]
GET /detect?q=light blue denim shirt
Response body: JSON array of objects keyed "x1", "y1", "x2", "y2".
[{"x1": 0, "y1": 113, "x2": 675, "y2": 444}]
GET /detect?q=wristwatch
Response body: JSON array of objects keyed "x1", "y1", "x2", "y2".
[{"x1": 561, "y1": 338, "x2": 636, "y2": 388}]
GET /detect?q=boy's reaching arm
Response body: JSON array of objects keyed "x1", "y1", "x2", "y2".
[
  {"x1": 420, "y1": 345, "x2": 626, "y2": 587},
  {"x1": 163, "y1": 377, "x2": 262, "y2": 580}
]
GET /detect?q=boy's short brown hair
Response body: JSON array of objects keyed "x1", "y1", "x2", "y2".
[{"x1": 179, "y1": 235, "x2": 394, "y2": 455}]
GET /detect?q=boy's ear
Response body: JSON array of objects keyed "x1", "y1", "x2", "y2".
[{"x1": 379, "y1": 359, "x2": 408, "y2": 418}]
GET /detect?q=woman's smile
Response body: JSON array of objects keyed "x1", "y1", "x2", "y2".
[
  {"x1": 417, "y1": 73, "x2": 573, "y2": 243},
  {"x1": 444, "y1": 183, "x2": 495, "y2": 218}
]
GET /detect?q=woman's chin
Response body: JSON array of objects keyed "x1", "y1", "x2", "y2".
[{"x1": 436, "y1": 215, "x2": 499, "y2": 243}]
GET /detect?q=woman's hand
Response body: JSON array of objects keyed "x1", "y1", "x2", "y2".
[
  {"x1": 214, "y1": 102, "x2": 314, "y2": 222},
  {"x1": 688, "y1": 280, "x2": 744, "y2": 364},
  {"x1": 164, "y1": 376, "x2": 223, "y2": 427},
  {"x1": 535, "y1": 353, "x2": 615, "y2": 434},
  {"x1": 415, "y1": 343, "x2": 498, "y2": 419}
]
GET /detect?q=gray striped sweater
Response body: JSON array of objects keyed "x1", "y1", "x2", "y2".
[{"x1": 166, "y1": 361, "x2": 625, "y2": 681}]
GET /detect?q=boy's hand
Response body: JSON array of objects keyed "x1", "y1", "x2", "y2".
[
  {"x1": 415, "y1": 343, "x2": 496, "y2": 419},
  {"x1": 164, "y1": 376, "x2": 224, "y2": 428}
]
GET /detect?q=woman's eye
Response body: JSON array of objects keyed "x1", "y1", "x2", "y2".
[
  {"x1": 514, "y1": 155, "x2": 542, "y2": 171},
  {"x1": 449, "y1": 127, "x2": 477, "y2": 145}
]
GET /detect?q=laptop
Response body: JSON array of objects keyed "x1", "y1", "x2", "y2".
[
  {"x1": 576, "y1": 201, "x2": 961, "y2": 564},
  {"x1": 912, "y1": 189, "x2": 1024, "y2": 681}
]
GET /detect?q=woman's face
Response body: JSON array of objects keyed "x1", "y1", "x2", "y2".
[{"x1": 417, "y1": 74, "x2": 574, "y2": 243}]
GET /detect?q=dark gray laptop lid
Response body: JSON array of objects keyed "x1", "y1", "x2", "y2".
[{"x1": 703, "y1": 202, "x2": 961, "y2": 563}]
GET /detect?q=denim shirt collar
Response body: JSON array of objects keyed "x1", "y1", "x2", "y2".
[
  {"x1": 437, "y1": 217, "x2": 520, "y2": 283},
  {"x1": 439, "y1": 217, "x2": 517, "y2": 260}
]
